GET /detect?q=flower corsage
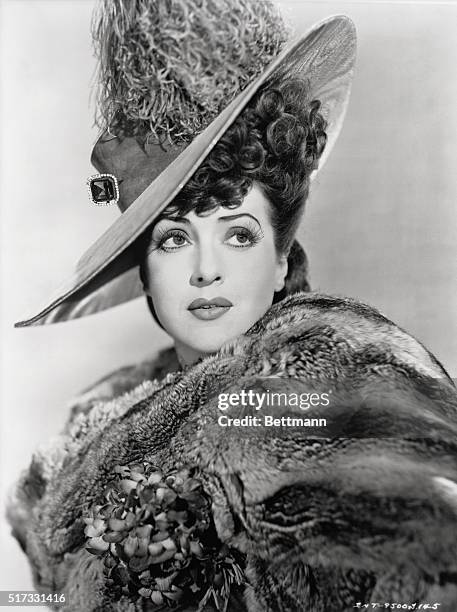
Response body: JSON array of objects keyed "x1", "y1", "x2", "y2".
[{"x1": 82, "y1": 462, "x2": 245, "y2": 610}]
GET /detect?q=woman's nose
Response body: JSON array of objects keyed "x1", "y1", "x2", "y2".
[{"x1": 190, "y1": 244, "x2": 223, "y2": 287}]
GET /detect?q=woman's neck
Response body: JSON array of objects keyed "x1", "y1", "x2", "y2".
[{"x1": 174, "y1": 341, "x2": 212, "y2": 369}]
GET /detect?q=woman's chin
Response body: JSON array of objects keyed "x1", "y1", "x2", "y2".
[
  {"x1": 180, "y1": 331, "x2": 242, "y2": 358},
  {"x1": 170, "y1": 307, "x2": 271, "y2": 360},
  {"x1": 189, "y1": 338, "x2": 233, "y2": 355}
]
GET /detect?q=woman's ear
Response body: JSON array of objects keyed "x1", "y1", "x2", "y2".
[
  {"x1": 273, "y1": 240, "x2": 310, "y2": 304},
  {"x1": 274, "y1": 253, "x2": 289, "y2": 292},
  {"x1": 138, "y1": 260, "x2": 150, "y2": 295}
]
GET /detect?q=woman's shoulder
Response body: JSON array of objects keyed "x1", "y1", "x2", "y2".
[
  {"x1": 66, "y1": 345, "x2": 181, "y2": 422},
  {"x1": 245, "y1": 291, "x2": 452, "y2": 381}
]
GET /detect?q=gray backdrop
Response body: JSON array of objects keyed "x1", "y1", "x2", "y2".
[{"x1": 1, "y1": 0, "x2": 456, "y2": 596}]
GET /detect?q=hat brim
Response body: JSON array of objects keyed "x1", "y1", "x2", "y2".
[{"x1": 15, "y1": 15, "x2": 356, "y2": 327}]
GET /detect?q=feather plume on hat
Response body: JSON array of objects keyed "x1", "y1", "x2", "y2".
[{"x1": 92, "y1": 0, "x2": 289, "y2": 143}]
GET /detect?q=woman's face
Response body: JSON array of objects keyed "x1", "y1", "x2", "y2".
[{"x1": 143, "y1": 183, "x2": 288, "y2": 366}]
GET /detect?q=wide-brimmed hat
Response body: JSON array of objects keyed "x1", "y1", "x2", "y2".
[{"x1": 15, "y1": 7, "x2": 356, "y2": 327}]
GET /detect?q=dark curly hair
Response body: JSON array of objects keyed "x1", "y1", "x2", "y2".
[
  {"x1": 156, "y1": 78, "x2": 326, "y2": 254},
  {"x1": 138, "y1": 77, "x2": 327, "y2": 324}
]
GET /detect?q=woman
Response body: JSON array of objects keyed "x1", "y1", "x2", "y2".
[
  {"x1": 136, "y1": 76, "x2": 324, "y2": 369},
  {"x1": 7, "y1": 1, "x2": 457, "y2": 611}
]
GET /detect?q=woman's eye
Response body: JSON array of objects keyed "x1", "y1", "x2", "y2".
[
  {"x1": 229, "y1": 232, "x2": 250, "y2": 245},
  {"x1": 158, "y1": 230, "x2": 190, "y2": 251},
  {"x1": 225, "y1": 227, "x2": 263, "y2": 248}
]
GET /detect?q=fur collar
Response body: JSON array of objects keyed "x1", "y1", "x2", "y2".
[{"x1": 6, "y1": 292, "x2": 457, "y2": 611}]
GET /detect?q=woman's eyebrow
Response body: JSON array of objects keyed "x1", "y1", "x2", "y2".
[
  {"x1": 155, "y1": 215, "x2": 189, "y2": 224},
  {"x1": 155, "y1": 213, "x2": 261, "y2": 225},
  {"x1": 218, "y1": 213, "x2": 261, "y2": 224}
]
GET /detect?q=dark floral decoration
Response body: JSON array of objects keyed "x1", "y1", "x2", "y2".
[{"x1": 82, "y1": 462, "x2": 245, "y2": 610}]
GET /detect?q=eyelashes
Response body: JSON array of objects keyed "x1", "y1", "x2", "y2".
[
  {"x1": 225, "y1": 222, "x2": 264, "y2": 249},
  {"x1": 156, "y1": 228, "x2": 188, "y2": 251},
  {"x1": 147, "y1": 222, "x2": 264, "y2": 253},
  {"x1": 145, "y1": 228, "x2": 186, "y2": 254}
]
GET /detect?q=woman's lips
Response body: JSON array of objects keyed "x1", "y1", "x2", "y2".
[{"x1": 187, "y1": 297, "x2": 233, "y2": 321}]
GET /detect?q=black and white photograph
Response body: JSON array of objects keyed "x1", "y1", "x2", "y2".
[{"x1": 1, "y1": 1, "x2": 456, "y2": 610}]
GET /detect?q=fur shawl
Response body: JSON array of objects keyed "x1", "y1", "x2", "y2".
[{"x1": 6, "y1": 292, "x2": 457, "y2": 611}]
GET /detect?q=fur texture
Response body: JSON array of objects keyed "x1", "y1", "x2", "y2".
[{"x1": 6, "y1": 292, "x2": 457, "y2": 611}]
